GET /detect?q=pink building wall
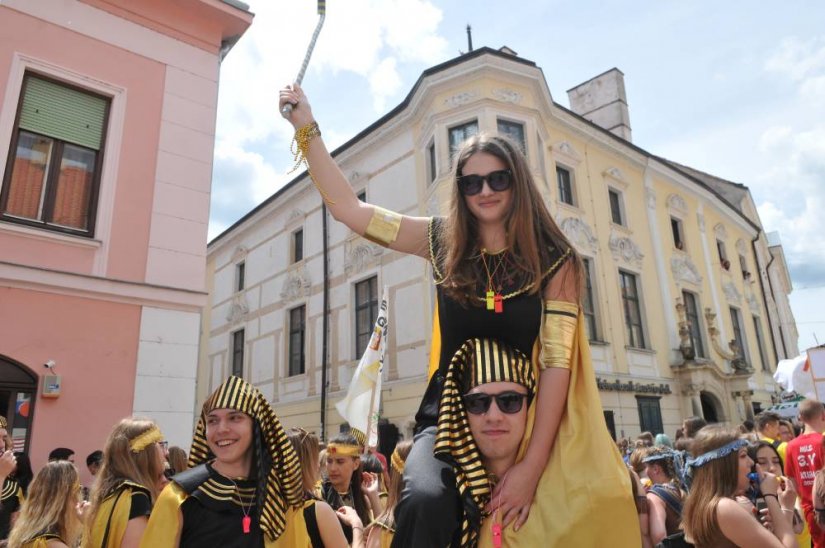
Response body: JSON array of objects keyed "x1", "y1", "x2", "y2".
[
  {"x1": 0, "y1": 0, "x2": 252, "y2": 480},
  {"x1": 0, "y1": 288, "x2": 140, "y2": 486}
]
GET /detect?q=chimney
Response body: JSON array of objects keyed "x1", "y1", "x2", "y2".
[{"x1": 567, "y1": 68, "x2": 632, "y2": 142}]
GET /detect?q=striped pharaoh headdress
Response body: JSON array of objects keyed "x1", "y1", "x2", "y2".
[
  {"x1": 433, "y1": 338, "x2": 536, "y2": 547},
  {"x1": 189, "y1": 376, "x2": 303, "y2": 541}
]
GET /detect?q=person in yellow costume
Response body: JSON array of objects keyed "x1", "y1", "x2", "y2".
[
  {"x1": 7, "y1": 461, "x2": 83, "y2": 548},
  {"x1": 83, "y1": 417, "x2": 168, "y2": 548},
  {"x1": 279, "y1": 84, "x2": 640, "y2": 546},
  {"x1": 141, "y1": 376, "x2": 364, "y2": 547}
]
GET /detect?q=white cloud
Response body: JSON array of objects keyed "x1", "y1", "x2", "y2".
[
  {"x1": 765, "y1": 36, "x2": 825, "y2": 81},
  {"x1": 208, "y1": 0, "x2": 449, "y2": 241},
  {"x1": 369, "y1": 57, "x2": 402, "y2": 112}
]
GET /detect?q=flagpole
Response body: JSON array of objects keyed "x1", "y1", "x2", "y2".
[
  {"x1": 281, "y1": 0, "x2": 326, "y2": 118},
  {"x1": 363, "y1": 377, "x2": 379, "y2": 456}
]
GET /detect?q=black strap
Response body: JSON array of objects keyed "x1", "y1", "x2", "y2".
[
  {"x1": 771, "y1": 439, "x2": 782, "y2": 450},
  {"x1": 173, "y1": 463, "x2": 211, "y2": 494},
  {"x1": 100, "y1": 489, "x2": 125, "y2": 548},
  {"x1": 303, "y1": 502, "x2": 324, "y2": 548}
]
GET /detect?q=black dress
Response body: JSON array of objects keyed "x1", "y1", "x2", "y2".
[{"x1": 393, "y1": 217, "x2": 564, "y2": 548}]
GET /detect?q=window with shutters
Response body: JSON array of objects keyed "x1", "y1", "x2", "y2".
[
  {"x1": 636, "y1": 396, "x2": 663, "y2": 434},
  {"x1": 1, "y1": 73, "x2": 110, "y2": 236}
]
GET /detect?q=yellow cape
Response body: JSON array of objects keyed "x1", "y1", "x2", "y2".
[
  {"x1": 140, "y1": 482, "x2": 316, "y2": 547},
  {"x1": 83, "y1": 481, "x2": 148, "y2": 548},
  {"x1": 430, "y1": 310, "x2": 641, "y2": 546}
]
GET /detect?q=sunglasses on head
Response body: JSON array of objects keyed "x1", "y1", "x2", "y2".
[
  {"x1": 462, "y1": 390, "x2": 530, "y2": 415},
  {"x1": 457, "y1": 169, "x2": 512, "y2": 196}
]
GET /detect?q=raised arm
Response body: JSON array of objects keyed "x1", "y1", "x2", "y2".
[{"x1": 279, "y1": 84, "x2": 430, "y2": 258}]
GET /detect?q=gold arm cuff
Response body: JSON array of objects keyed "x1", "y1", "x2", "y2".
[
  {"x1": 539, "y1": 300, "x2": 579, "y2": 370},
  {"x1": 363, "y1": 206, "x2": 402, "y2": 247}
]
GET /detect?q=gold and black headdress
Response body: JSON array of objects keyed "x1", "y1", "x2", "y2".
[
  {"x1": 433, "y1": 338, "x2": 536, "y2": 547},
  {"x1": 189, "y1": 376, "x2": 303, "y2": 541}
]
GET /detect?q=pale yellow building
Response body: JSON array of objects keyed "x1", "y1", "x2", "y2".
[{"x1": 199, "y1": 47, "x2": 797, "y2": 443}]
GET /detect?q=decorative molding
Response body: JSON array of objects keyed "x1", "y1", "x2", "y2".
[
  {"x1": 697, "y1": 213, "x2": 706, "y2": 233},
  {"x1": 645, "y1": 187, "x2": 656, "y2": 209},
  {"x1": 285, "y1": 208, "x2": 306, "y2": 229},
  {"x1": 560, "y1": 217, "x2": 599, "y2": 253},
  {"x1": 671, "y1": 255, "x2": 703, "y2": 285},
  {"x1": 491, "y1": 88, "x2": 522, "y2": 104},
  {"x1": 226, "y1": 294, "x2": 249, "y2": 324},
  {"x1": 735, "y1": 239, "x2": 747, "y2": 256},
  {"x1": 550, "y1": 140, "x2": 582, "y2": 166},
  {"x1": 675, "y1": 297, "x2": 695, "y2": 361},
  {"x1": 280, "y1": 265, "x2": 312, "y2": 303},
  {"x1": 666, "y1": 193, "x2": 688, "y2": 215},
  {"x1": 723, "y1": 281, "x2": 742, "y2": 304},
  {"x1": 231, "y1": 245, "x2": 248, "y2": 263},
  {"x1": 704, "y1": 308, "x2": 737, "y2": 361},
  {"x1": 713, "y1": 223, "x2": 728, "y2": 241},
  {"x1": 746, "y1": 290, "x2": 761, "y2": 311},
  {"x1": 444, "y1": 91, "x2": 478, "y2": 108},
  {"x1": 344, "y1": 239, "x2": 383, "y2": 276},
  {"x1": 608, "y1": 231, "x2": 644, "y2": 267}
]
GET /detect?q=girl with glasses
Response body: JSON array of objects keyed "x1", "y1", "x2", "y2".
[{"x1": 279, "y1": 84, "x2": 639, "y2": 547}]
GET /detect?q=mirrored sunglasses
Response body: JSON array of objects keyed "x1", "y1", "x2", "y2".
[
  {"x1": 457, "y1": 169, "x2": 512, "y2": 196},
  {"x1": 462, "y1": 391, "x2": 530, "y2": 415}
]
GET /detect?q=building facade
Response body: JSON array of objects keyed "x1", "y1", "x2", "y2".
[
  {"x1": 202, "y1": 48, "x2": 797, "y2": 443},
  {"x1": 0, "y1": 0, "x2": 251, "y2": 480}
]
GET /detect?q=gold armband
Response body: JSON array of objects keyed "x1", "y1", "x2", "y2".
[
  {"x1": 539, "y1": 300, "x2": 579, "y2": 370},
  {"x1": 364, "y1": 206, "x2": 402, "y2": 247}
]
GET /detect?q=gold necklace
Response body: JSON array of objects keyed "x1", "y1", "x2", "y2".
[
  {"x1": 479, "y1": 249, "x2": 508, "y2": 313},
  {"x1": 473, "y1": 248, "x2": 572, "y2": 309}
]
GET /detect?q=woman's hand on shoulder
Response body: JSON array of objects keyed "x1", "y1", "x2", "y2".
[
  {"x1": 335, "y1": 505, "x2": 364, "y2": 530},
  {"x1": 279, "y1": 83, "x2": 314, "y2": 129}
]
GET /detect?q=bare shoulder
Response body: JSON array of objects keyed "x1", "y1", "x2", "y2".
[{"x1": 543, "y1": 256, "x2": 579, "y2": 302}]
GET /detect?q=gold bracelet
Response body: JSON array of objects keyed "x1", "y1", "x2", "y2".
[{"x1": 289, "y1": 121, "x2": 335, "y2": 205}]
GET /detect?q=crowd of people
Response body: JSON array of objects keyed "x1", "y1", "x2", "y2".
[{"x1": 0, "y1": 83, "x2": 821, "y2": 547}]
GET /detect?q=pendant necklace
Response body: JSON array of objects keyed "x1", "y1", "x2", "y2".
[
  {"x1": 228, "y1": 478, "x2": 253, "y2": 534},
  {"x1": 480, "y1": 249, "x2": 507, "y2": 314},
  {"x1": 490, "y1": 471, "x2": 509, "y2": 547}
]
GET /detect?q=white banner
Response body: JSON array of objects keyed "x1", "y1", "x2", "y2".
[{"x1": 335, "y1": 286, "x2": 388, "y2": 448}]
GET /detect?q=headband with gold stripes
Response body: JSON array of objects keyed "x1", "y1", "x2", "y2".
[
  {"x1": 129, "y1": 425, "x2": 163, "y2": 453},
  {"x1": 433, "y1": 338, "x2": 535, "y2": 547},
  {"x1": 0, "y1": 415, "x2": 7, "y2": 429},
  {"x1": 326, "y1": 443, "x2": 361, "y2": 458},
  {"x1": 391, "y1": 448, "x2": 406, "y2": 474},
  {"x1": 189, "y1": 376, "x2": 303, "y2": 541}
]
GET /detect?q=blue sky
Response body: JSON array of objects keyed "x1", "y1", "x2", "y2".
[{"x1": 211, "y1": 0, "x2": 825, "y2": 353}]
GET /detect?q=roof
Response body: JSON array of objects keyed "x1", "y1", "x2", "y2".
[
  {"x1": 208, "y1": 47, "x2": 761, "y2": 246},
  {"x1": 220, "y1": 0, "x2": 250, "y2": 12}
]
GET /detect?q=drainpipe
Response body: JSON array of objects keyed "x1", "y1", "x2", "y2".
[
  {"x1": 753, "y1": 234, "x2": 787, "y2": 362},
  {"x1": 321, "y1": 204, "x2": 330, "y2": 441}
]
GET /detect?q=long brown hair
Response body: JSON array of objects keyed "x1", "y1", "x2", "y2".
[
  {"x1": 287, "y1": 427, "x2": 321, "y2": 498},
  {"x1": 681, "y1": 426, "x2": 742, "y2": 546},
  {"x1": 7, "y1": 461, "x2": 81, "y2": 548},
  {"x1": 370, "y1": 440, "x2": 412, "y2": 531},
  {"x1": 167, "y1": 446, "x2": 188, "y2": 475},
  {"x1": 85, "y1": 417, "x2": 165, "y2": 537},
  {"x1": 439, "y1": 133, "x2": 582, "y2": 305}
]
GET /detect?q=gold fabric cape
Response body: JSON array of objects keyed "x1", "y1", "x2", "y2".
[
  {"x1": 139, "y1": 482, "x2": 316, "y2": 547},
  {"x1": 83, "y1": 481, "x2": 149, "y2": 548},
  {"x1": 429, "y1": 314, "x2": 641, "y2": 546}
]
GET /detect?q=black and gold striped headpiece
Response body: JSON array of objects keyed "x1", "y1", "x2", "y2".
[
  {"x1": 433, "y1": 338, "x2": 535, "y2": 547},
  {"x1": 189, "y1": 376, "x2": 303, "y2": 541}
]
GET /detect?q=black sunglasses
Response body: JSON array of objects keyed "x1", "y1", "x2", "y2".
[
  {"x1": 462, "y1": 391, "x2": 530, "y2": 415},
  {"x1": 457, "y1": 169, "x2": 512, "y2": 196}
]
